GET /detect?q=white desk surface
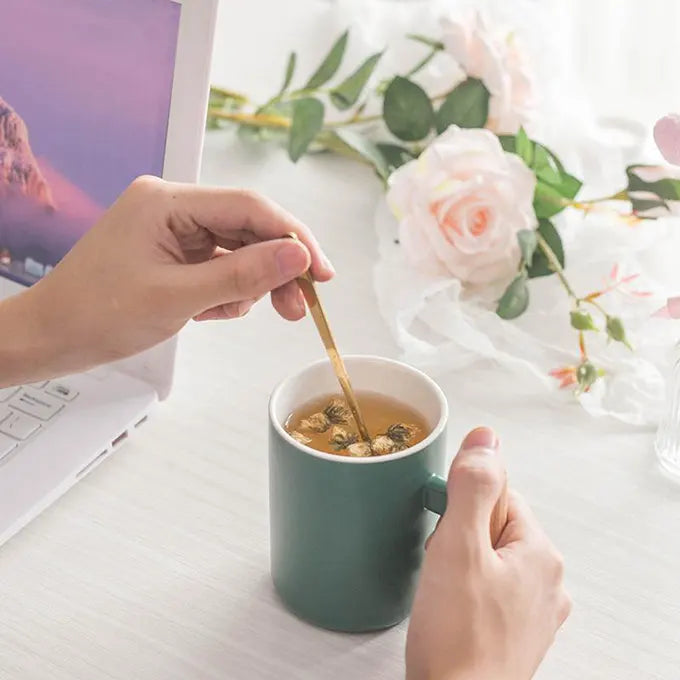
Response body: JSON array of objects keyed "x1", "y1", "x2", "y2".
[{"x1": 2, "y1": 2, "x2": 680, "y2": 679}]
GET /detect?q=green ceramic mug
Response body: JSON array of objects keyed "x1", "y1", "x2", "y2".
[{"x1": 268, "y1": 355, "x2": 450, "y2": 633}]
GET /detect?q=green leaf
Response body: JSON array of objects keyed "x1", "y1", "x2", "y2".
[
  {"x1": 626, "y1": 165, "x2": 680, "y2": 202},
  {"x1": 499, "y1": 133, "x2": 582, "y2": 201},
  {"x1": 305, "y1": 30, "x2": 349, "y2": 90},
  {"x1": 288, "y1": 98, "x2": 324, "y2": 162},
  {"x1": 333, "y1": 129, "x2": 389, "y2": 179},
  {"x1": 517, "y1": 230, "x2": 537, "y2": 267},
  {"x1": 330, "y1": 52, "x2": 383, "y2": 110},
  {"x1": 515, "y1": 127, "x2": 533, "y2": 166},
  {"x1": 383, "y1": 76, "x2": 434, "y2": 141},
  {"x1": 527, "y1": 219, "x2": 564, "y2": 279},
  {"x1": 534, "y1": 144, "x2": 582, "y2": 200},
  {"x1": 376, "y1": 143, "x2": 416, "y2": 173},
  {"x1": 498, "y1": 135, "x2": 515, "y2": 153},
  {"x1": 406, "y1": 34, "x2": 445, "y2": 50},
  {"x1": 496, "y1": 274, "x2": 530, "y2": 320},
  {"x1": 279, "y1": 52, "x2": 297, "y2": 95},
  {"x1": 570, "y1": 310, "x2": 598, "y2": 331},
  {"x1": 435, "y1": 78, "x2": 490, "y2": 133},
  {"x1": 534, "y1": 180, "x2": 566, "y2": 218},
  {"x1": 630, "y1": 196, "x2": 669, "y2": 216}
]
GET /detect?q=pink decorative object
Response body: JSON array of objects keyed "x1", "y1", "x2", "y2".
[{"x1": 654, "y1": 114, "x2": 680, "y2": 166}]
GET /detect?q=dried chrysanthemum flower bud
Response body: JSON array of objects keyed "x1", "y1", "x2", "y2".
[
  {"x1": 300, "y1": 412, "x2": 330, "y2": 433},
  {"x1": 290, "y1": 431, "x2": 312, "y2": 445},
  {"x1": 371, "y1": 435, "x2": 396, "y2": 456},
  {"x1": 329, "y1": 425, "x2": 357, "y2": 451},
  {"x1": 347, "y1": 442, "x2": 371, "y2": 457},
  {"x1": 386, "y1": 423, "x2": 418, "y2": 446},
  {"x1": 323, "y1": 398, "x2": 351, "y2": 425}
]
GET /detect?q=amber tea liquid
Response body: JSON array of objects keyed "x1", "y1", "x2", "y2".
[{"x1": 285, "y1": 391, "x2": 429, "y2": 456}]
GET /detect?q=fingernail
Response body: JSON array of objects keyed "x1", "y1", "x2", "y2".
[
  {"x1": 461, "y1": 427, "x2": 498, "y2": 451},
  {"x1": 296, "y1": 294, "x2": 306, "y2": 317},
  {"x1": 238, "y1": 299, "x2": 255, "y2": 317},
  {"x1": 276, "y1": 242, "x2": 309, "y2": 278},
  {"x1": 322, "y1": 254, "x2": 336, "y2": 275}
]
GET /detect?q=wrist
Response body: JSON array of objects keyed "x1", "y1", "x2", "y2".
[{"x1": 0, "y1": 287, "x2": 70, "y2": 387}]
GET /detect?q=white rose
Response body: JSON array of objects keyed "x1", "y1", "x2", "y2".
[
  {"x1": 387, "y1": 126, "x2": 537, "y2": 286},
  {"x1": 441, "y1": 11, "x2": 535, "y2": 135}
]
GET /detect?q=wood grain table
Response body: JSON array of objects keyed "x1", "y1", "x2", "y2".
[{"x1": 2, "y1": 2, "x2": 680, "y2": 679}]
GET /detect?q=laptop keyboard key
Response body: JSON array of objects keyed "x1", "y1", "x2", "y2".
[
  {"x1": 0, "y1": 412, "x2": 41, "y2": 441},
  {"x1": 0, "y1": 432, "x2": 17, "y2": 461},
  {"x1": 29, "y1": 381, "x2": 48, "y2": 389},
  {"x1": 9, "y1": 389, "x2": 63, "y2": 421},
  {"x1": 0, "y1": 387, "x2": 19, "y2": 403},
  {"x1": 46, "y1": 382, "x2": 78, "y2": 401}
]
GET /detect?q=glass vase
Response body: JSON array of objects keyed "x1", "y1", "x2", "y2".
[{"x1": 655, "y1": 342, "x2": 680, "y2": 478}]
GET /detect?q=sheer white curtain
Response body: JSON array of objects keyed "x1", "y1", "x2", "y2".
[{"x1": 546, "y1": 0, "x2": 680, "y2": 124}]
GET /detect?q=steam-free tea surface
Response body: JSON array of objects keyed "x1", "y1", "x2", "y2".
[{"x1": 285, "y1": 391, "x2": 429, "y2": 456}]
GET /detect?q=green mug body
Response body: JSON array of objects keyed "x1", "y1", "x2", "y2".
[{"x1": 268, "y1": 355, "x2": 448, "y2": 633}]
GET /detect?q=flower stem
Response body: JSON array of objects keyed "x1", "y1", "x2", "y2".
[
  {"x1": 537, "y1": 234, "x2": 577, "y2": 299},
  {"x1": 405, "y1": 46, "x2": 440, "y2": 78},
  {"x1": 582, "y1": 297, "x2": 608, "y2": 317},
  {"x1": 207, "y1": 109, "x2": 290, "y2": 129},
  {"x1": 327, "y1": 113, "x2": 383, "y2": 128},
  {"x1": 210, "y1": 86, "x2": 250, "y2": 104},
  {"x1": 568, "y1": 190, "x2": 628, "y2": 209}
]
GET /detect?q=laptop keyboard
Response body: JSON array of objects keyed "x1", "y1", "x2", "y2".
[{"x1": 0, "y1": 381, "x2": 79, "y2": 462}]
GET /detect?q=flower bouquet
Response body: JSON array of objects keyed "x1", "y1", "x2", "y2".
[{"x1": 208, "y1": 11, "x2": 680, "y2": 423}]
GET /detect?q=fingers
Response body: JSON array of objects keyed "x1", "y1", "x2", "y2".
[
  {"x1": 193, "y1": 298, "x2": 256, "y2": 322},
  {"x1": 165, "y1": 184, "x2": 335, "y2": 281},
  {"x1": 271, "y1": 280, "x2": 306, "y2": 321},
  {"x1": 180, "y1": 238, "x2": 310, "y2": 314},
  {"x1": 654, "y1": 114, "x2": 680, "y2": 165},
  {"x1": 437, "y1": 427, "x2": 505, "y2": 556},
  {"x1": 494, "y1": 489, "x2": 543, "y2": 548},
  {"x1": 557, "y1": 588, "x2": 573, "y2": 627}
]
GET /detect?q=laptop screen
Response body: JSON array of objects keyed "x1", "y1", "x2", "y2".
[{"x1": 0, "y1": 0, "x2": 181, "y2": 287}]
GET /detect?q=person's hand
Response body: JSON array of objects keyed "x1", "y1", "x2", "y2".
[
  {"x1": 8, "y1": 177, "x2": 333, "y2": 382},
  {"x1": 406, "y1": 427, "x2": 571, "y2": 680}
]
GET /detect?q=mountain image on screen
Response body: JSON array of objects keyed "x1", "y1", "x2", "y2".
[
  {"x1": 0, "y1": 96, "x2": 104, "y2": 278},
  {"x1": 0, "y1": 98, "x2": 54, "y2": 209}
]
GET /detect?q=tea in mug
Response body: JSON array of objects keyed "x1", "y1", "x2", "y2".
[{"x1": 285, "y1": 392, "x2": 429, "y2": 457}]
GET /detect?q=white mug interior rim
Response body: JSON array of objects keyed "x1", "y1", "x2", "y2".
[{"x1": 269, "y1": 355, "x2": 448, "y2": 465}]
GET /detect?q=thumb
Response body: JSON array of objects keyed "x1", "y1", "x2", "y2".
[
  {"x1": 177, "y1": 238, "x2": 310, "y2": 313},
  {"x1": 438, "y1": 427, "x2": 506, "y2": 554}
]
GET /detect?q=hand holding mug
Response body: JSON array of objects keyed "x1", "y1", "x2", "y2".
[{"x1": 407, "y1": 427, "x2": 571, "y2": 680}]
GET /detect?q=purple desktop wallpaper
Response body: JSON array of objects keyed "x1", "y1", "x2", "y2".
[{"x1": 0, "y1": 0, "x2": 180, "y2": 284}]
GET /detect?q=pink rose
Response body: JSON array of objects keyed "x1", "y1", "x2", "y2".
[
  {"x1": 387, "y1": 126, "x2": 537, "y2": 286},
  {"x1": 441, "y1": 11, "x2": 535, "y2": 135}
]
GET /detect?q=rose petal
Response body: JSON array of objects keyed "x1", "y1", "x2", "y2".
[{"x1": 654, "y1": 115, "x2": 680, "y2": 166}]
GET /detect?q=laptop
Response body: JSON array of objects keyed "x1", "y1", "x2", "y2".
[{"x1": 0, "y1": 0, "x2": 218, "y2": 546}]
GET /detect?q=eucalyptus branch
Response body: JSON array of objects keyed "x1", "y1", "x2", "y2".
[
  {"x1": 208, "y1": 109, "x2": 290, "y2": 129},
  {"x1": 210, "y1": 86, "x2": 250, "y2": 104}
]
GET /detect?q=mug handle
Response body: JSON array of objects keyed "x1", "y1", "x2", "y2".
[{"x1": 423, "y1": 474, "x2": 509, "y2": 547}]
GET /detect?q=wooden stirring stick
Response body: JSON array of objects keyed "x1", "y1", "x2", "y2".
[{"x1": 286, "y1": 234, "x2": 371, "y2": 442}]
